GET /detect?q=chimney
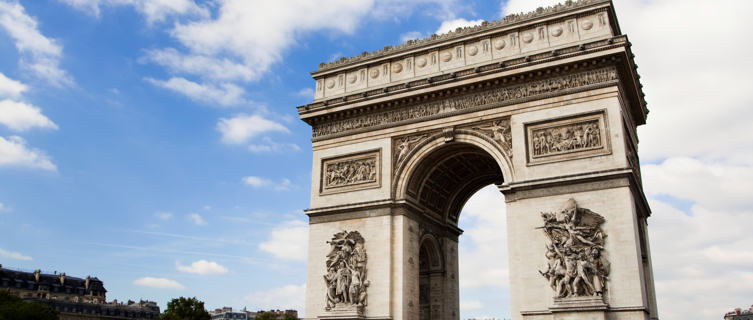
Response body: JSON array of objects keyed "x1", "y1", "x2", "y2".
[
  {"x1": 59, "y1": 272, "x2": 66, "y2": 285},
  {"x1": 34, "y1": 270, "x2": 41, "y2": 282}
]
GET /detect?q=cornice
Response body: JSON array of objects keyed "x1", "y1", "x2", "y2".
[{"x1": 312, "y1": 0, "x2": 613, "y2": 74}]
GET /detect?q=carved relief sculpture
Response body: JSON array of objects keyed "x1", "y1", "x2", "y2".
[
  {"x1": 394, "y1": 134, "x2": 428, "y2": 168},
  {"x1": 538, "y1": 199, "x2": 609, "y2": 299},
  {"x1": 532, "y1": 119, "x2": 601, "y2": 157},
  {"x1": 321, "y1": 150, "x2": 381, "y2": 195},
  {"x1": 472, "y1": 118, "x2": 512, "y2": 156},
  {"x1": 324, "y1": 231, "x2": 369, "y2": 313}
]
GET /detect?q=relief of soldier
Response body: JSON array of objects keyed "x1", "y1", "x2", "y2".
[
  {"x1": 324, "y1": 231, "x2": 369, "y2": 311},
  {"x1": 325, "y1": 159, "x2": 377, "y2": 188},
  {"x1": 532, "y1": 121, "x2": 601, "y2": 157},
  {"x1": 538, "y1": 199, "x2": 610, "y2": 299}
]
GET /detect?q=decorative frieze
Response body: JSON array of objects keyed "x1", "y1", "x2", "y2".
[
  {"x1": 526, "y1": 111, "x2": 610, "y2": 164},
  {"x1": 324, "y1": 230, "x2": 369, "y2": 314},
  {"x1": 538, "y1": 199, "x2": 609, "y2": 300},
  {"x1": 312, "y1": 67, "x2": 618, "y2": 140},
  {"x1": 321, "y1": 150, "x2": 380, "y2": 195}
]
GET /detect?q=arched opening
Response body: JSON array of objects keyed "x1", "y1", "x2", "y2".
[{"x1": 402, "y1": 140, "x2": 510, "y2": 319}]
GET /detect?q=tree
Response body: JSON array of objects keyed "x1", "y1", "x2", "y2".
[
  {"x1": 0, "y1": 291, "x2": 58, "y2": 320},
  {"x1": 160, "y1": 297, "x2": 210, "y2": 320}
]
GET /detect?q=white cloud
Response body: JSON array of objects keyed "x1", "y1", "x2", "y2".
[
  {"x1": 458, "y1": 185, "x2": 509, "y2": 288},
  {"x1": 0, "y1": 1, "x2": 73, "y2": 86},
  {"x1": 0, "y1": 135, "x2": 56, "y2": 171},
  {"x1": 0, "y1": 72, "x2": 27, "y2": 99},
  {"x1": 187, "y1": 212, "x2": 206, "y2": 226},
  {"x1": 259, "y1": 220, "x2": 308, "y2": 261},
  {"x1": 434, "y1": 18, "x2": 483, "y2": 35},
  {"x1": 459, "y1": 300, "x2": 483, "y2": 311},
  {"x1": 133, "y1": 277, "x2": 185, "y2": 289},
  {"x1": 247, "y1": 137, "x2": 300, "y2": 154},
  {"x1": 176, "y1": 259, "x2": 229, "y2": 275},
  {"x1": 0, "y1": 99, "x2": 58, "y2": 131},
  {"x1": 143, "y1": 48, "x2": 256, "y2": 82},
  {"x1": 59, "y1": 0, "x2": 208, "y2": 24},
  {"x1": 501, "y1": 0, "x2": 562, "y2": 16},
  {"x1": 242, "y1": 176, "x2": 292, "y2": 191},
  {"x1": 154, "y1": 211, "x2": 173, "y2": 220},
  {"x1": 244, "y1": 284, "x2": 305, "y2": 312},
  {"x1": 216, "y1": 114, "x2": 288, "y2": 145},
  {"x1": 145, "y1": 77, "x2": 247, "y2": 107},
  {"x1": 0, "y1": 201, "x2": 7, "y2": 212},
  {"x1": 0, "y1": 247, "x2": 32, "y2": 260},
  {"x1": 643, "y1": 157, "x2": 753, "y2": 211},
  {"x1": 399, "y1": 31, "x2": 424, "y2": 43}
]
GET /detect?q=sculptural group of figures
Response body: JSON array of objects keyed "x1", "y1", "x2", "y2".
[
  {"x1": 539, "y1": 199, "x2": 610, "y2": 299},
  {"x1": 324, "y1": 231, "x2": 369, "y2": 311},
  {"x1": 325, "y1": 159, "x2": 377, "y2": 188},
  {"x1": 532, "y1": 120, "x2": 601, "y2": 156}
]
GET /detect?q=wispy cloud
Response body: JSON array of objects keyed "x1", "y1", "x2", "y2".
[
  {"x1": 0, "y1": 99, "x2": 58, "y2": 131},
  {"x1": 247, "y1": 137, "x2": 300, "y2": 154},
  {"x1": 434, "y1": 18, "x2": 483, "y2": 35},
  {"x1": 0, "y1": 1, "x2": 73, "y2": 86},
  {"x1": 187, "y1": 212, "x2": 206, "y2": 226},
  {"x1": 217, "y1": 114, "x2": 288, "y2": 145},
  {"x1": 0, "y1": 247, "x2": 32, "y2": 260},
  {"x1": 59, "y1": 0, "x2": 209, "y2": 24},
  {"x1": 154, "y1": 211, "x2": 173, "y2": 220},
  {"x1": 176, "y1": 260, "x2": 228, "y2": 275},
  {"x1": 244, "y1": 284, "x2": 305, "y2": 312},
  {"x1": 133, "y1": 277, "x2": 185, "y2": 290},
  {"x1": 145, "y1": 77, "x2": 247, "y2": 107},
  {"x1": 242, "y1": 176, "x2": 291, "y2": 191}
]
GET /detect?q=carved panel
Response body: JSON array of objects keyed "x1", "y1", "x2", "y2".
[
  {"x1": 392, "y1": 133, "x2": 430, "y2": 173},
  {"x1": 525, "y1": 111, "x2": 610, "y2": 165},
  {"x1": 463, "y1": 117, "x2": 512, "y2": 157},
  {"x1": 324, "y1": 230, "x2": 369, "y2": 314},
  {"x1": 321, "y1": 150, "x2": 381, "y2": 195},
  {"x1": 312, "y1": 66, "x2": 618, "y2": 140},
  {"x1": 539, "y1": 199, "x2": 609, "y2": 301}
]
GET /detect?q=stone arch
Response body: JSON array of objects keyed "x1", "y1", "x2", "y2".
[
  {"x1": 419, "y1": 233, "x2": 444, "y2": 320},
  {"x1": 393, "y1": 130, "x2": 514, "y2": 225}
]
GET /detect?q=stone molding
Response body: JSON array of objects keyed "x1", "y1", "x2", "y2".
[
  {"x1": 314, "y1": 0, "x2": 611, "y2": 73},
  {"x1": 525, "y1": 110, "x2": 611, "y2": 165},
  {"x1": 320, "y1": 149, "x2": 381, "y2": 195},
  {"x1": 312, "y1": 66, "x2": 618, "y2": 141}
]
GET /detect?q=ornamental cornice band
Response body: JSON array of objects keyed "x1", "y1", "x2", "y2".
[{"x1": 312, "y1": 66, "x2": 618, "y2": 140}]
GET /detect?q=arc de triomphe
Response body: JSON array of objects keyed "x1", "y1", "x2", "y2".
[{"x1": 297, "y1": 1, "x2": 658, "y2": 319}]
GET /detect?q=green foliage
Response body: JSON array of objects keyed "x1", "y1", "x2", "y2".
[
  {"x1": 0, "y1": 291, "x2": 58, "y2": 320},
  {"x1": 160, "y1": 297, "x2": 210, "y2": 320}
]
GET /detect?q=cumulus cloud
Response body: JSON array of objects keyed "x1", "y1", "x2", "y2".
[
  {"x1": 0, "y1": 72, "x2": 27, "y2": 99},
  {"x1": 176, "y1": 260, "x2": 228, "y2": 275},
  {"x1": 501, "y1": 0, "x2": 562, "y2": 16},
  {"x1": 133, "y1": 277, "x2": 185, "y2": 289},
  {"x1": 258, "y1": 220, "x2": 308, "y2": 261},
  {"x1": 59, "y1": 0, "x2": 208, "y2": 24},
  {"x1": 187, "y1": 212, "x2": 206, "y2": 226},
  {"x1": 0, "y1": 247, "x2": 32, "y2": 260},
  {"x1": 435, "y1": 18, "x2": 483, "y2": 35},
  {"x1": 0, "y1": 1, "x2": 73, "y2": 86},
  {"x1": 244, "y1": 284, "x2": 305, "y2": 312},
  {"x1": 0, "y1": 135, "x2": 56, "y2": 171},
  {"x1": 145, "y1": 77, "x2": 247, "y2": 107},
  {"x1": 216, "y1": 114, "x2": 288, "y2": 145},
  {"x1": 0, "y1": 100, "x2": 58, "y2": 131}
]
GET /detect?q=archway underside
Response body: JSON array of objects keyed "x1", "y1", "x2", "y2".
[{"x1": 405, "y1": 143, "x2": 504, "y2": 226}]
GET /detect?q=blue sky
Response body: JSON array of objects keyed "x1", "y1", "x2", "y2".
[{"x1": 0, "y1": 0, "x2": 751, "y2": 319}]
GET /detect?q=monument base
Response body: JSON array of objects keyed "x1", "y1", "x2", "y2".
[
  {"x1": 318, "y1": 304, "x2": 365, "y2": 320},
  {"x1": 550, "y1": 296, "x2": 608, "y2": 312}
]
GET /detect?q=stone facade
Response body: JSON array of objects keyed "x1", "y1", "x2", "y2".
[{"x1": 298, "y1": 1, "x2": 656, "y2": 319}]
